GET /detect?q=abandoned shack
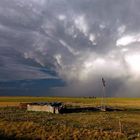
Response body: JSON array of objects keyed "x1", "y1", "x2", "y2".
[
  {"x1": 19, "y1": 103, "x2": 30, "y2": 109},
  {"x1": 27, "y1": 102, "x2": 63, "y2": 114}
]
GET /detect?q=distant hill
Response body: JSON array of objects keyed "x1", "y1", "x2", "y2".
[{"x1": 0, "y1": 79, "x2": 65, "y2": 96}]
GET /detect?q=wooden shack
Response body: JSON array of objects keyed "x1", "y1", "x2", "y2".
[
  {"x1": 19, "y1": 103, "x2": 30, "y2": 109},
  {"x1": 27, "y1": 102, "x2": 63, "y2": 114}
]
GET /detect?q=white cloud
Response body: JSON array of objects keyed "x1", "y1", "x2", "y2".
[
  {"x1": 125, "y1": 53, "x2": 140, "y2": 78},
  {"x1": 117, "y1": 25, "x2": 126, "y2": 35},
  {"x1": 121, "y1": 48, "x2": 129, "y2": 52},
  {"x1": 59, "y1": 39, "x2": 79, "y2": 55},
  {"x1": 89, "y1": 34, "x2": 96, "y2": 45},
  {"x1": 58, "y1": 14, "x2": 66, "y2": 21},
  {"x1": 54, "y1": 54, "x2": 62, "y2": 66},
  {"x1": 74, "y1": 15, "x2": 88, "y2": 36},
  {"x1": 29, "y1": 0, "x2": 46, "y2": 5},
  {"x1": 116, "y1": 34, "x2": 140, "y2": 46},
  {"x1": 99, "y1": 24, "x2": 106, "y2": 29}
]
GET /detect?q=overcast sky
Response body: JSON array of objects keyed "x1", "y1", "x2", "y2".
[{"x1": 0, "y1": 0, "x2": 140, "y2": 97}]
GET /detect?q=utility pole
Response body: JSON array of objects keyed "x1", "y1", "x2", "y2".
[{"x1": 101, "y1": 78, "x2": 106, "y2": 111}]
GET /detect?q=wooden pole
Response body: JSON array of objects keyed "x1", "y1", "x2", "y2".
[
  {"x1": 101, "y1": 78, "x2": 106, "y2": 111},
  {"x1": 119, "y1": 119, "x2": 122, "y2": 133}
]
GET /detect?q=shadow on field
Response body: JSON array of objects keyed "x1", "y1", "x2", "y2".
[
  {"x1": 0, "y1": 135, "x2": 13, "y2": 140},
  {"x1": 60, "y1": 107, "x2": 99, "y2": 113},
  {"x1": 0, "y1": 135, "x2": 31, "y2": 140},
  {"x1": 125, "y1": 108, "x2": 140, "y2": 112},
  {"x1": 60, "y1": 106, "x2": 125, "y2": 113}
]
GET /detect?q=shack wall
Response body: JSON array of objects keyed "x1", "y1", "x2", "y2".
[{"x1": 27, "y1": 105, "x2": 59, "y2": 114}]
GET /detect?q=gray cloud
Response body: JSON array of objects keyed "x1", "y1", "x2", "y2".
[{"x1": 0, "y1": 0, "x2": 140, "y2": 96}]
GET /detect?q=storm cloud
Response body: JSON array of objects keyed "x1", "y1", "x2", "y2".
[{"x1": 0, "y1": 0, "x2": 140, "y2": 97}]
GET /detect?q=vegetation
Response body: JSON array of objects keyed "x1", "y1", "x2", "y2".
[
  {"x1": 0, "y1": 97, "x2": 140, "y2": 108},
  {"x1": 0, "y1": 97, "x2": 139, "y2": 140}
]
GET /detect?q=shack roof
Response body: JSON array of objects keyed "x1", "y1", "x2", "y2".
[{"x1": 28, "y1": 102, "x2": 63, "y2": 107}]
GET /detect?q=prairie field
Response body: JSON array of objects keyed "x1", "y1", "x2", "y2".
[
  {"x1": 0, "y1": 97, "x2": 139, "y2": 140},
  {"x1": 0, "y1": 96, "x2": 140, "y2": 108}
]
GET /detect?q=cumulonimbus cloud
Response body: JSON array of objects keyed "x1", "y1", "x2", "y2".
[{"x1": 0, "y1": 0, "x2": 140, "y2": 97}]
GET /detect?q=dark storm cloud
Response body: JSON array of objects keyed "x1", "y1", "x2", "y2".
[{"x1": 0, "y1": 0, "x2": 140, "y2": 96}]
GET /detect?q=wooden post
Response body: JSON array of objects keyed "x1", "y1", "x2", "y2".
[{"x1": 119, "y1": 119, "x2": 122, "y2": 133}]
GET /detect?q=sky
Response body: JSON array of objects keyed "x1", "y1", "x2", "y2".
[{"x1": 0, "y1": 0, "x2": 140, "y2": 97}]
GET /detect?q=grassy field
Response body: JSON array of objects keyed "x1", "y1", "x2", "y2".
[
  {"x1": 0, "y1": 97, "x2": 139, "y2": 140},
  {"x1": 0, "y1": 96, "x2": 140, "y2": 108}
]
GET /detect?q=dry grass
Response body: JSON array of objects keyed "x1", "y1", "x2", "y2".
[
  {"x1": 0, "y1": 97, "x2": 139, "y2": 139},
  {"x1": 0, "y1": 102, "x2": 19, "y2": 107},
  {"x1": 0, "y1": 97, "x2": 140, "y2": 110},
  {"x1": 0, "y1": 107, "x2": 139, "y2": 140}
]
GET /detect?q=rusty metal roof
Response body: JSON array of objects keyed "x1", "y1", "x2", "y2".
[{"x1": 28, "y1": 102, "x2": 62, "y2": 107}]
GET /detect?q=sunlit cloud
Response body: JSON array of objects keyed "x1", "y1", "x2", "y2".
[
  {"x1": 116, "y1": 34, "x2": 140, "y2": 46},
  {"x1": 125, "y1": 53, "x2": 140, "y2": 78},
  {"x1": 74, "y1": 15, "x2": 88, "y2": 36}
]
